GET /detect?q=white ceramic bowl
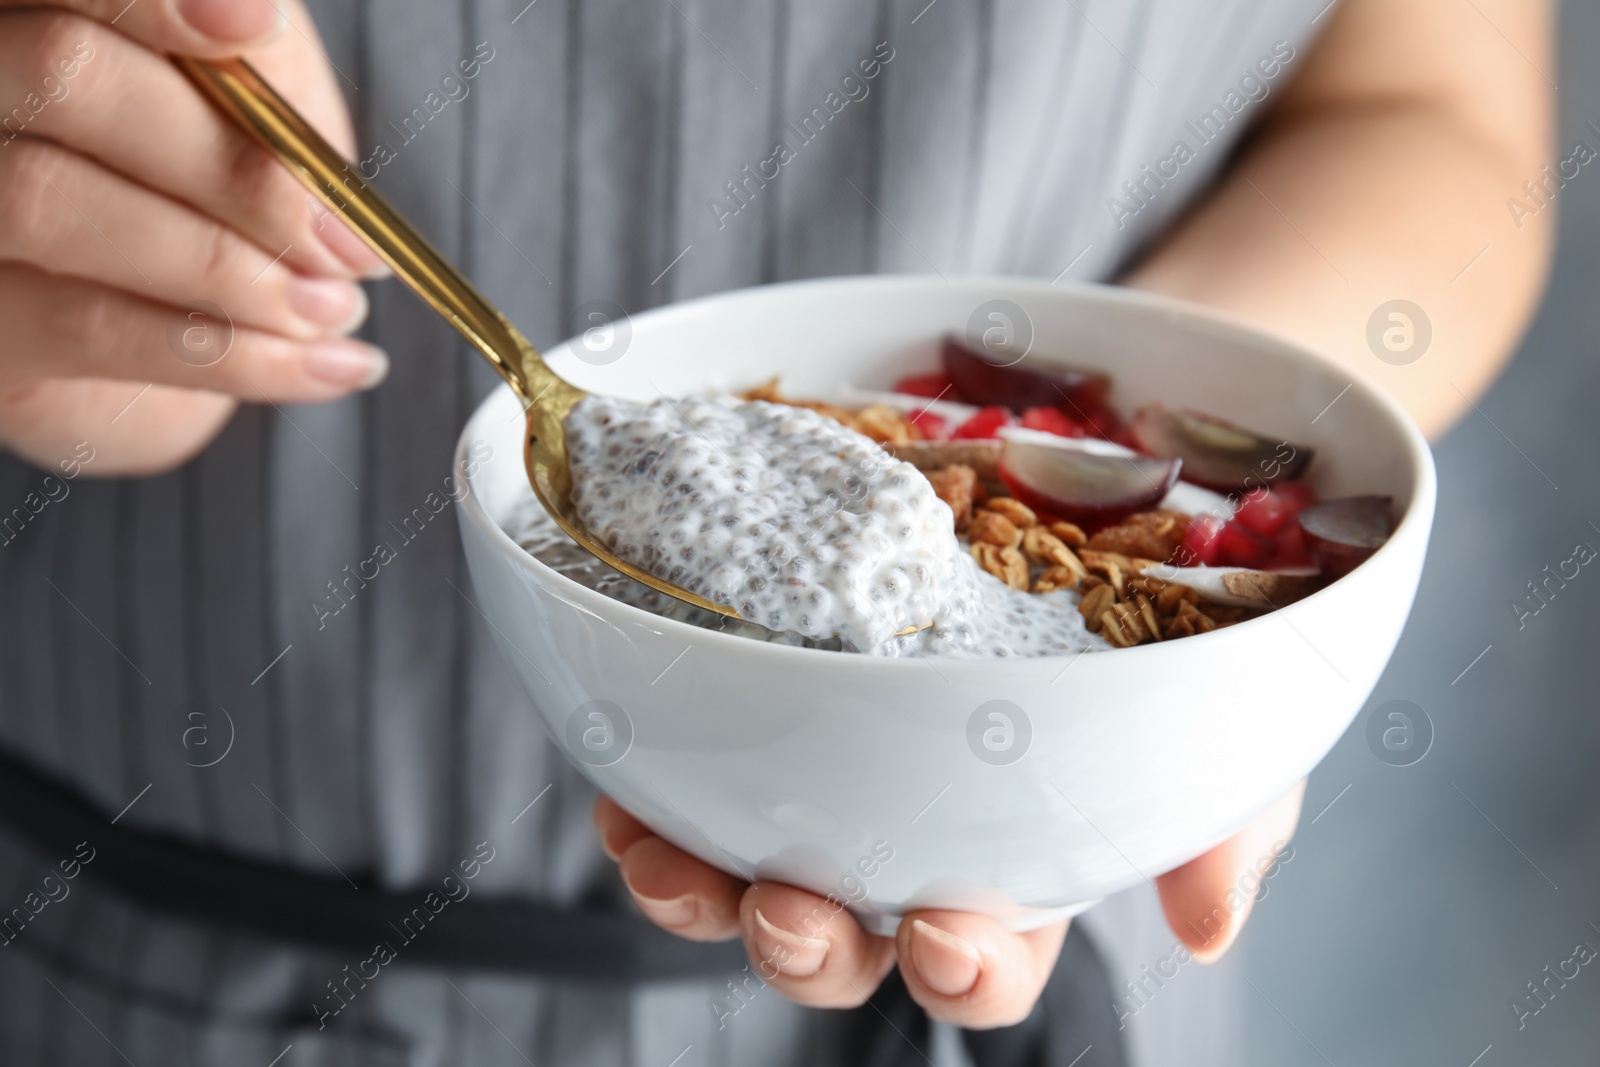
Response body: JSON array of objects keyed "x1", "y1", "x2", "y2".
[{"x1": 456, "y1": 276, "x2": 1435, "y2": 934}]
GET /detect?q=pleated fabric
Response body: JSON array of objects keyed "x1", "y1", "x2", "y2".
[{"x1": 0, "y1": 1, "x2": 1328, "y2": 1063}]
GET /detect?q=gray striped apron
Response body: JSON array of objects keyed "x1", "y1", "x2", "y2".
[{"x1": 0, "y1": 1, "x2": 1329, "y2": 1063}]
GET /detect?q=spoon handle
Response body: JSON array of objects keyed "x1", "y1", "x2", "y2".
[{"x1": 178, "y1": 57, "x2": 541, "y2": 403}]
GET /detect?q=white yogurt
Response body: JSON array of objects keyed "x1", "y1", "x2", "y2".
[{"x1": 547, "y1": 394, "x2": 1108, "y2": 658}]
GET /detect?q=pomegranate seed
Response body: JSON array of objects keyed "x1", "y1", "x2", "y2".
[
  {"x1": 1269, "y1": 523, "x2": 1314, "y2": 570},
  {"x1": 952, "y1": 405, "x2": 1016, "y2": 440},
  {"x1": 1176, "y1": 514, "x2": 1227, "y2": 567},
  {"x1": 1020, "y1": 407, "x2": 1085, "y2": 437},
  {"x1": 893, "y1": 372, "x2": 955, "y2": 399},
  {"x1": 1272, "y1": 480, "x2": 1319, "y2": 511},
  {"x1": 909, "y1": 409, "x2": 951, "y2": 440},
  {"x1": 1235, "y1": 488, "x2": 1295, "y2": 537},
  {"x1": 1218, "y1": 520, "x2": 1275, "y2": 568}
]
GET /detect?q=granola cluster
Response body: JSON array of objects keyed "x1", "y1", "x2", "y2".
[
  {"x1": 1073, "y1": 556, "x2": 1256, "y2": 647},
  {"x1": 927, "y1": 462, "x2": 1261, "y2": 647}
]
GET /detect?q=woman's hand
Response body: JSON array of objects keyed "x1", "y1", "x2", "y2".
[
  {"x1": 0, "y1": 0, "x2": 389, "y2": 476},
  {"x1": 596, "y1": 785, "x2": 1303, "y2": 1028}
]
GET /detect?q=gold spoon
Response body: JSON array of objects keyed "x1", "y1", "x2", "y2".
[
  {"x1": 181, "y1": 58, "x2": 928, "y2": 640},
  {"x1": 178, "y1": 57, "x2": 751, "y2": 622}
]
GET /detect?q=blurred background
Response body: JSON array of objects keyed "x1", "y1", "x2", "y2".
[{"x1": 1091, "y1": 1, "x2": 1600, "y2": 1063}]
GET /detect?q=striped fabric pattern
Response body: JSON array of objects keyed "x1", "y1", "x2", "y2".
[{"x1": 0, "y1": 1, "x2": 1327, "y2": 1064}]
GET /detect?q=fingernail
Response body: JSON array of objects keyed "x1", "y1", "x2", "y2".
[
  {"x1": 303, "y1": 340, "x2": 388, "y2": 390},
  {"x1": 907, "y1": 920, "x2": 982, "y2": 998},
  {"x1": 629, "y1": 891, "x2": 698, "y2": 929},
  {"x1": 751, "y1": 909, "x2": 829, "y2": 979},
  {"x1": 179, "y1": 0, "x2": 282, "y2": 43},
  {"x1": 317, "y1": 218, "x2": 392, "y2": 280},
  {"x1": 287, "y1": 275, "x2": 368, "y2": 335}
]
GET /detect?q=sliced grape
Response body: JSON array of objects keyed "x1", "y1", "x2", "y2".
[
  {"x1": 941, "y1": 335, "x2": 1111, "y2": 413},
  {"x1": 1130, "y1": 404, "x2": 1313, "y2": 492},
  {"x1": 1297, "y1": 495, "x2": 1394, "y2": 579},
  {"x1": 998, "y1": 437, "x2": 1181, "y2": 524},
  {"x1": 998, "y1": 427, "x2": 1134, "y2": 458}
]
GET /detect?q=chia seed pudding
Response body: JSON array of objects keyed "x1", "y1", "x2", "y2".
[
  {"x1": 513, "y1": 393, "x2": 1109, "y2": 658},
  {"x1": 510, "y1": 494, "x2": 1107, "y2": 658}
]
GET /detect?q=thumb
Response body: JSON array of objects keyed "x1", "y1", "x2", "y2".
[
  {"x1": 2, "y1": 0, "x2": 286, "y2": 56},
  {"x1": 1154, "y1": 781, "x2": 1306, "y2": 963}
]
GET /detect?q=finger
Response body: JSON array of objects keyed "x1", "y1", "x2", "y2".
[
  {"x1": 0, "y1": 379, "x2": 237, "y2": 476},
  {"x1": 0, "y1": 0, "x2": 283, "y2": 57},
  {"x1": 895, "y1": 912, "x2": 1066, "y2": 1028},
  {"x1": 616, "y1": 834, "x2": 743, "y2": 942},
  {"x1": 593, "y1": 794, "x2": 655, "y2": 862},
  {"x1": 1156, "y1": 781, "x2": 1306, "y2": 963},
  {"x1": 737, "y1": 883, "x2": 896, "y2": 1009},
  {"x1": 0, "y1": 140, "x2": 366, "y2": 340},
  {"x1": 0, "y1": 263, "x2": 387, "y2": 402},
  {"x1": 0, "y1": 11, "x2": 385, "y2": 278}
]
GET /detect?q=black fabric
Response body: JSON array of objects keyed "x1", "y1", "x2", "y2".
[
  {"x1": 960, "y1": 923, "x2": 1129, "y2": 1067},
  {"x1": 835, "y1": 969, "x2": 933, "y2": 1067},
  {"x1": 0, "y1": 746, "x2": 1127, "y2": 1064},
  {"x1": 0, "y1": 747, "x2": 746, "y2": 981},
  {"x1": 820, "y1": 924, "x2": 1127, "y2": 1067}
]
